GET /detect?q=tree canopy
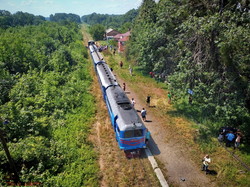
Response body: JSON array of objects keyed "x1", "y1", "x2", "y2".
[
  {"x1": 0, "y1": 10, "x2": 45, "y2": 28},
  {"x1": 127, "y1": 0, "x2": 250, "y2": 141},
  {"x1": 50, "y1": 13, "x2": 81, "y2": 23},
  {"x1": 0, "y1": 20, "x2": 98, "y2": 185},
  {"x1": 89, "y1": 24, "x2": 105, "y2": 41},
  {"x1": 81, "y1": 9, "x2": 139, "y2": 32}
]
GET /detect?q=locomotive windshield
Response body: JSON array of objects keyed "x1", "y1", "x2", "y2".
[{"x1": 124, "y1": 129, "x2": 143, "y2": 138}]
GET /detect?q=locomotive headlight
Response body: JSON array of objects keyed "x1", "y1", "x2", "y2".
[{"x1": 135, "y1": 123, "x2": 142, "y2": 127}]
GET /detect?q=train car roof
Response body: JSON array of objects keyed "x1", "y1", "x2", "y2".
[
  {"x1": 91, "y1": 51, "x2": 105, "y2": 64},
  {"x1": 106, "y1": 86, "x2": 145, "y2": 131},
  {"x1": 89, "y1": 45, "x2": 97, "y2": 53},
  {"x1": 96, "y1": 51, "x2": 103, "y2": 61},
  {"x1": 90, "y1": 46, "x2": 104, "y2": 65},
  {"x1": 96, "y1": 63, "x2": 118, "y2": 88}
]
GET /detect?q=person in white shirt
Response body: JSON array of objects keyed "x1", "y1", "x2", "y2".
[
  {"x1": 131, "y1": 98, "x2": 135, "y2": 107},
  {"x1": 202, "y1": 154, "x2": 211, "y2": 174},
  {"x1": 234, "y1": 133, "x2": 242, "y2": 149},
  {"x1": 141, "y1": 108, "x2": 147, "y2": 122}
]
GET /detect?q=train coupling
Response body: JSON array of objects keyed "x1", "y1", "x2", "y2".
[{"x1": 124, "y1": 149, "x2": 141, "y2": 159}]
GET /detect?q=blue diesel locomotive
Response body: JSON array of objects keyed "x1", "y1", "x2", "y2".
[{"x1": 88, "y1": 41, "x2": 147, "y2": 156}]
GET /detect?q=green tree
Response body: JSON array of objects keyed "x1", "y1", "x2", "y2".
[
  {"x1": 89, "y1": 24, "x2": 105, "y2": 40},
  {"x1": 0, "y1": 21, "x2": 98, "y2": 184},
  {"x1": 128, "y1": 0, "x2": 250, "y2": 141},
  {"x1": 50, "y1": 13, "x2": 81, "y2": 23}
]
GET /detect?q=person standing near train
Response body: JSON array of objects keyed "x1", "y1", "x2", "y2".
[
  {"x1": 131, "y1": 98, "x2": 135, "y2": 107},
  {"x1": 145, "y1": 128, "x2": 151, "y2": 145},
  {"x1": 123, "y1": 83, "x2": 126, "y2": 91},
  {"x1": 146, "y1": 95, "x2": 151, "y2": 106},
  {"x1": 141, "y1": 108, "x2": 147, "y2": 122}
]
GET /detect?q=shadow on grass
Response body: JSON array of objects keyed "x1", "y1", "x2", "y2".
[
  {"x1": 207, "y1": 169, "x2": 217, "y2": 176},
  {"x1": 240, "y1": 144, "x2": 250, "y2": 154},
  {"x1": 149, "y1": 105, "x2": 156, "y2": 108},
  {"x1": 167, "y1": 102, "x2": 205, "y2": 124},
  {"x1": 134, "y1": 66, "x2": 148, "y2": 76}
]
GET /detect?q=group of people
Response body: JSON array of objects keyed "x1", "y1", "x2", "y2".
[
  {"x1": 218, "y1": 127, "x2": 242, "y2": 149},
  {"x1": 148, "y1": 71, "x2": 167, "y2": 83},
  {"x1": 130, "y1": 97, "x2": 147, "y2": 122}
]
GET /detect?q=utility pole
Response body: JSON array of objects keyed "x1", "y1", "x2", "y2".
[{"x1": 0, "y1": 122, "x2": 20, "y2": 184}]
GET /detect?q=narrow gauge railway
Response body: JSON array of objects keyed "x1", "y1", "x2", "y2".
[{"x1": 88, "y1": 41, "x2": 147, "y2": 158}]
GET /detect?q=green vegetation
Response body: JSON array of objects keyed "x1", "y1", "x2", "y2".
[
  {"x1": 0, "y1": 10, "x2": 45, "y2": 28},
  {"x1": 128, "y1": 0, "x2": 250, "y2": 141},
  {"x1": 50, "y1": 13, "x2": 81, "y2": 23},
  {"x1": 82, "y1": 9, "x2": 138, "y2": 32},
  {"x1": 0, "y1": 20, "x2": 98, "y2": 185},
  {"x1": 89, "y1": 24, "x2": 106, "y2": 41}
]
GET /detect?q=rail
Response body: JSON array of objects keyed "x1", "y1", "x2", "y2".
[{"x1": 219, "y1": 141, "x2": 250, "y2": 172}]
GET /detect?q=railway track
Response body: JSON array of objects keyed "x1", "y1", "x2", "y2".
[{"x1": 81, "y1": 25, "x2": 163, "y2": 187}]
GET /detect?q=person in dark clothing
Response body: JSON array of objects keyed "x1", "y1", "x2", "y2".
[
  {"x1": 123, "y1": 83, "x2": 126, "y2": 91},
  {"x1": 119, "y1": 61, "x2": 123, "y2": 68},
  {"x1": 146, "y1": 95, "x2": 151, "y2": 106}
]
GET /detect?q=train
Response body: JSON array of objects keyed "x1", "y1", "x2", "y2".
[{"x1": 88, "y1": 41, "x2": 147, "y2": 157}]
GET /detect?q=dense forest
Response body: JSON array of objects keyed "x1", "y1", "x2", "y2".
[
  {"x1": 81, "y1": 9, "x2": 139, "y2": 32},
  {"x1": 50, "y1": 13, "x2": 81, "y2": 23},
  {"x1": 0, "y1": 10, "x2": 45, "y2": 28},
  {"x1": 127, "y1": 0, "x2": 250, "y2": 142},
  {"x1": 0, "y1": 14, "x2": 98, "y2": 185}
]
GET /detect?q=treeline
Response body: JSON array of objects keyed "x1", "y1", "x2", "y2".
[
  {"x1": 81, "y1": 9, "x2": 139, "y2": 31},
  {"x1": 50, "y1": 13, "x2": 81, "y2": 23},
  {"x1": 0, "y1": 20, "x2": 98, "y2": 185},
  {"x1": 0, "y1": 10, "x2": 45, "y2": 28},
  {"x1": 127, "y1": 0, "x2": 250, "y2": 140}
]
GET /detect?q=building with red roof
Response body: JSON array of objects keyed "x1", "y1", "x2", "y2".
[
  {"x1": 114, "y1": 31, "x2": 131, "y2": 53},
  {"x1": 105, "y1": 28, "x2": 121, "y2": 40}
]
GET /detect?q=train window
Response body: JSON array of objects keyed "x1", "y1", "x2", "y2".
[
  {"x1": 134, "y1": 129, "x2": 143, "y2": 137},
  {"x1": 124, "y1": 129, "x2": 143, "y2": 138}
]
